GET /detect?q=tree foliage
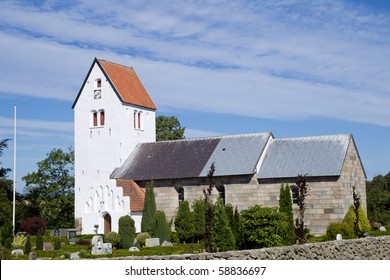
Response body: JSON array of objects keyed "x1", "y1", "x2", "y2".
[
  {"x1": 240, "y1": 205, "x2": 286, "y2": 249},
  {"x1": 174, "y1": 200, "x2": 195, "y2": 243},
  {"x1": 20, "y1": 217, "x2": 47, "y2": 235},
  {"x1": 366, "y1": 173, "x2": 390, "y2": 225},
  {"x1": 203, "y1": 163, "x2": 215, "y2": 252},
  {"x1": 118, "y1": 215, "x2": 136, "y2": 249},
  {"x1": 156, "y1": 115, "x2": 185, "y2": 141},
  {"x1": 141, "y1": 180, "x2": 157, "y2": 233},
  {"x1": 23, "y1": 147, "x2": 74, "y2": 228}
]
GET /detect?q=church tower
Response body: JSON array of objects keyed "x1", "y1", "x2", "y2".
[{"x1": 72, "y1": 58, "x2": 157, "y2": 234}]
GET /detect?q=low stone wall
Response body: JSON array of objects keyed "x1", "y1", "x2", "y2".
[{"x1": 110, "y1": 236, "x2": 390, "y2": 260}]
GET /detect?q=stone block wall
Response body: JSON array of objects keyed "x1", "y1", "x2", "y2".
[{"x1": 109, "y1": 236, "x2": 390, "y2": 260}]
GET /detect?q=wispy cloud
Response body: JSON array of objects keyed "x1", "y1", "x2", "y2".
[{"x1": 1, "y1": 0, "x2": 390, "y2": 126}]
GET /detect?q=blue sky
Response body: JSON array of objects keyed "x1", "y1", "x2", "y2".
[{"x1": 1, "y1": 0, "x2": 390, "y2": 193}]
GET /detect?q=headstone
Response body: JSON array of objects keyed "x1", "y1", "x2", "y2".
[
  {"x1": 363, "y1": 232, "x2": 369, "y2": 237},
  {"x1": 11, "y1": 249, "x2": 24, "y2": 255},
  {"x1": 70, "y1": 252, "x2": 80, "y2": 260},
  {"x1": 379, "y1": 226, "x2": 386, "y2": 232},
  {"x1": 336, "y1": 234, "x2": 342, "y2": 240},
  {"x1": 91, "y1": 235, "x2": 112, "y2": 255},
  {"x1": 145, "y1": 238, "x2": 160, "y2": 247},
  {"x1": 67, "y1": 229, "x2": 77, "y2": 244},
  {"x1": 29, "y1": 252, "x2": 36, "y2": 260},
  {"x1": 43, "y1": 242, "x2": 54, "y2": 251},
  {"x1": 129, "y1": 247, "x2": 140, "y2": 252},
  {"x1": 102, "y1": 243, "x2": 112, "y2": 254},
  {"x1": 59, "y1": 228, "x2": 68, "y2": 237},
  {"x1": 161, "y1": 240, "x2": 173, "y2": 247},
  {"x1": 91, "y1": 236, "x2": 103, "y2": 255}
]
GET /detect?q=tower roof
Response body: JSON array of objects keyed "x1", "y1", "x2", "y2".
[{"x1": 72, "y1": 58, "x2": 157, "y2": 110}]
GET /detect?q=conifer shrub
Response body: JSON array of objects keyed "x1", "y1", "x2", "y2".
[
  {"x1": 36, "y1": 234, "x2": 43, "y2": 250},
  {"x1": 141, "y1": 180, "x2": 157, "y2": 234},
  {"x1": 1, "y1": 221, "x2": 13, "y2": 249},
  {"x1": 279, "y1": 184, "x2": 296, "y2": 245},
  {"x1": 240, "y1": 205, "x2": 286, "y2": 249},
  {"x1": 135, "y1": 232, "x2": 151, "y2": 247},
  {"x1": 24, "y1": 235, "x2": 31, "y2": 255},
  {"x1": 343, "y1": 205, "x2": 371, "y2": 234},
  {"x1": 151, "y1": 211, "x2": 171, "y2": 243},
  {"x1": 192, "y1": 199, "x2": 206, "y2": 243},
  {"x1": 54, "y1": 237, "x2": 62, "y2": 250},
  {"x1": 174, "y1": 200, "x2": 195, "y2": 243},
  {"x1": 211, "y1": 200, "x2": 235, "y2": 252},
  {"x1": 118, "y1": 215, "x2": 136, "y2": 249},
  {"x1": 105, "y1": 231, "x2": 121, "y2": 248}
]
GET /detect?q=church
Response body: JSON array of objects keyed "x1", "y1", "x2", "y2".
[{"x1": 73, "y1": 58, "x2": 367, "y2": 235}]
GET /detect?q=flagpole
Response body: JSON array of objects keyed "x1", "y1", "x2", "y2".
[{"x1": 13, "y1": 104, "x2": 16, "y2": 235}]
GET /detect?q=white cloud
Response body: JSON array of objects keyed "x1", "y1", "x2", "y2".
[{"x1": 0, "y1": 0, "x2": 390, "y2": 127}]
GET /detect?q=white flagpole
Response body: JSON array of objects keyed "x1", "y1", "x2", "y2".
[{"x1": 13, "y1": 104, "x2": 16, "y2": 235}]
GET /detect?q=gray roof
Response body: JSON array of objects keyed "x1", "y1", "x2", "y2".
[
  {"x1": 112, "y1": 133, "x2": 272, "y2": 180},
  {"x1": 257, "y1": 134, "x2": 352, "y2": 179}
]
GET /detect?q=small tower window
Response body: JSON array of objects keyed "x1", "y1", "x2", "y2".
[
  {"x1": 99, "y1": 110, "x2": 105, "y2": 126},
  {"x1": 134, "y1": 110, "x2": 138, "y2": 129},
  {"x1": 96, "y1": 79, "x2": 102, "y2": 88},
  {"x1": 92, "y1": 111, "x2": 98, "y2": 127},
  {"x1": 138, "y1": 111, "x2": 142, "y2": 129}
]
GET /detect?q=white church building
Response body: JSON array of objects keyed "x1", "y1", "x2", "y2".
[
  {"x1": 73, "y1": 58, "x2": 366, "y2": 236},
  {"x1": 72, "y1": 58, "x2": 157, "y2": 234}
]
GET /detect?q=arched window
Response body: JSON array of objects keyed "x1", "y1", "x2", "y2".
[
  {"x1": 138, "y1": 111, "x2": 142, "y2": 129},
  {"x1": 291, "y1": 185, "x2": 299, "y2": 205},
  {"x1": 91, "y1": 111, "x2": 98, "y2": 127},
  {"x1": 217, "y1": 185, "x2": 225, "y2": 205},
  {"x1": 134, "y1": 110, "x2": 138, "y2": 129},
  {"x1": 99, "y1": 110, "x2": 105, "y2": 126},
  {"x1": 177, "y1": 187, "x2": 184, "y2": 203}
]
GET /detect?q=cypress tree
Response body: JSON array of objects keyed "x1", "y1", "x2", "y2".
[
  {"x1": 211, "y1": 200, "x2": 235, "y2": 252},
  {"x1": 192, "y1": 199, "x2": 206, "y2": 243},
  {"x1": 151, "y1": 211, "x2": 171, "y2": 243},
  {"x1": 279, "y1": 184, "x2": 296, "y2": 245},
  {"x1": 141, "y1": 180, "x2": 157, "y2": 233},
  {"x1": 36, "y1": 234, "x2": 43, "y2": 250},
  {"x1": 174, "y1": 200, "x2": 195, "y2": 243},
  {"x1": 118, "y1": 215, "x2": 136, "y2": 249}
]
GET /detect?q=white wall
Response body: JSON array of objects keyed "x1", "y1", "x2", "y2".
[{"x1": 74, "y1": 62, "x2": 155, "y2": 234}]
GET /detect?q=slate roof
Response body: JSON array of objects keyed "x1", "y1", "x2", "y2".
[
  {"x1": 112, "y1": 133, "x2": 272, "y2": 180},
  {"x1": 257, "y1": 134, "x2": 354, "y2": 179},
  {"x1": 73, "y1": 58, "x2": 157, "y2": 110}
]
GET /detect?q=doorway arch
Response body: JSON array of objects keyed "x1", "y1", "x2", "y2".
[{"x1": 103, "y1": 213, "x2": 112, "y2": 234}]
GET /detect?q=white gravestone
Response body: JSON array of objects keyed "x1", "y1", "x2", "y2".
[
  {"x1": 91, "y1": 235, "x2": 112, "y2": 255},
  {"x1": 336, "y1": 234, "x2": 342, "y2": 240},
  {"x1": 145, "y1": 238, "x2": 160, "y2": 247}
]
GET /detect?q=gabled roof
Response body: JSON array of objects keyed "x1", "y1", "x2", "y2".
[
  {"x1": 257, "y1": 134, "x2": 363, "y2": 179},
  {"x1": 72, "y1": 58, "x2": 157, "y2": 110},
  {"x1": 112, "y1": 133, "x2": 272, "y2": 181}
]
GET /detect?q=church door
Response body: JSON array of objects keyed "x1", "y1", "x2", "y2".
[{"x1": 103, "y1": 213, "x2": 111, "y2": 234}]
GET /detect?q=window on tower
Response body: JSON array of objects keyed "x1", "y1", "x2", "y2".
[
  {"x1": 99, "y1": 110, "x2": 105, "y2": 126},
  {"x1": 92, "y1": 111, "x2": 98, "y2": 127},
  {"x1": 96, "y1": 79, "x2": 102, "y2": 88}
]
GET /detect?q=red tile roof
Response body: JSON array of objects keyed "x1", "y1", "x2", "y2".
[
  {"x1": 98, "y1": 59, "x2": 157, "y2": 110},
  {"x1": 116, "y1": 179, "x2": 145, "y2": 212}
]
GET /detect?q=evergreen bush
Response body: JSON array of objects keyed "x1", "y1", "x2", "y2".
[
  {"x1": 151, "y1": 211, "x2": 171, "y2": 243},
  {"x1": 325, "y1": 222, "x2": 355, "y2": 241},
  {"x1": 174, "y1": 200, "x2": 195, "y2": 243},
  {"x1": 240, "y1": 205, "x2": 286, "y2": 249},
  {"x1": 0, "y1": 220, "x2": 13, "y2": 249},
  {"x1": 141, "y1": 180, "x2": 157, "y2": 234},
  {"x1": 211, "y1": 200, "x2": 235, "y2": 252},
  {"x1": 135, "y1": 232, "x2": 151, "y2": 247},
  {"x1": 104, "y1": 231, "x2": 121, "y2": 248},
  {"x1": 54, "y1": 237, "x2": 62, "y2": 250},
  {"x1": 118, "y1": 215, "x2": 136, "y2": 249}
]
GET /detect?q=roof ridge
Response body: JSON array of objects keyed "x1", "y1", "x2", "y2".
[
  {"x1": 273, "y1": 133, "x2": 351, "y2": 141},
  {"x1": 97, "y1": 58, "x2": 134, "y2": 70},
  {"x1": 152, "y1": 132, "x2": 272, "y2": 144}
]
